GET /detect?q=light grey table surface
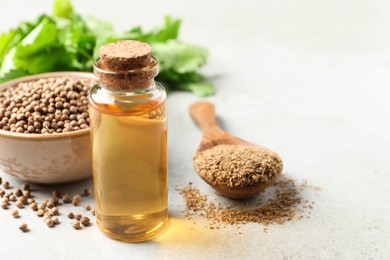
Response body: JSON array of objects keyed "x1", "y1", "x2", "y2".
[{"x1": 1, "y1": 0, "x2": 390, "y2": 259}]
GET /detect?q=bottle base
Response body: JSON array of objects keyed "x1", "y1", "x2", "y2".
[{"x1": 96, "y1": 212, "x2": 168, "y2": 243}]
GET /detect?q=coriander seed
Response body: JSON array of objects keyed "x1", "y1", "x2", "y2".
[
  {"x1": 30, "y1": 203, "x2": 38, "y2": 211},
  {"x1": 22, "y1": 184, "x2": 30, "y2": 191},
  {"x1": 23, "y1": 190, "x2": 31, "y2": 198},
  {"x1": 11, "y1": 209, "x2": 19, "y2": 218},
  {"x1": 3, "y1": 181, "x2": 9, "y2": 189},
  {"x1": 51, "y1": 207, "x2": 59, "y2": 216},
  {"x1": 36, "y1": 209, "x2": 44, "y2": 217},
  {"x1": 52, "y1": 190, "x2": 62, "y2": 199},
  {"x1": 72, "y1": 199, "x2": 79, "y2": 206},
  {"x1": 38, "y1": 201, "x2": 47, "y2": 210},
  {"x1": 73, "y1": 194, "x2": 81, "y2": 201},
  {"x1": 51, "y1": 216, "x2": 60, "y2": 225},
  {"x1": 1, "y1": 202, "x2": 8, "y2": 209},
  {"x1": 0, "y1": 77, "x2": 95, "y2": 134},
  {"x1": 19, "y1": 223, "x2": 29, "y2": 232},
  {"x1": 15, "y1": 189, "x2": 23, "y2": 197},
  {"x1": 62, "y1": 194, "x2": 71, "y2": 203},
  {"x1": 19, "y1": 196, "x2": 28, "y2": 205},
  {"x1": 15, "y1": 200, "x2": 24, "y2": 208},
  {"x1": 75, "y1": 213, "x2": 82, "y2": 220},
  {"x1": 9, "y1": 195, "x2": 16, "y2": 202},
  {"x1": 84, "y1": 204, "x2": 91, "y2": 211},
  {"x1": 47, "y1": 200, "x2": 55, "y2": 209},
  {"x1": 72, "y1": 220, "x2": 81, "y2": 230},
  {"x1": 80, "y1": 216, "x2": 90, "y2": 227},
  {"x1": 45, "y1": 218, "x2": 54, "y2": 228},
  {"x1": 67, "y1": 212, "x2": 75, "y2": 219},
  {"x1": 84, "y1": 188, "x2": 91, "y2": 196},
  {"x1": 50, "y1": 198, "x2": 59, "y2": 206}
]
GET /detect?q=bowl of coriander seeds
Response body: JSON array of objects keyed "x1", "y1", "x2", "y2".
[{"x1": 0, "y1": 72, "x2": 97, "y2": 184}]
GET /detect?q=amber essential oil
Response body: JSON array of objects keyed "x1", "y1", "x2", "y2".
[{"x1": 89, "y1": 40, "x2": 168, "y2": 242}]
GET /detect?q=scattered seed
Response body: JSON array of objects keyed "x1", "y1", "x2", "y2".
[
  {"x1": 19, "y1": 223, "x2": 29, "y2": 232},
  {"x1": 15, "y1": 200, "x2": 24, "y2": 208},
  {"x1": 11, "y1": 209, "x2": 19, "y2": 218},
  {"x1": 36, "y1": 209, "x2": 44, "y2": 217},
  {"x1": 45, "y1": 209, "x2": 53, "y2": 216},
  {"x1": 47, "y1": 200, "x2": 55, "y2": 209},
  {"x1": 52, "y1": 190, "x2": 62, "y2": 199},
  {"x1": 74, "y1": 194, "x2": 81, "y2": 200},
  {"x1": 62, "y1": 194, "x2": 71, "y2": 203},
  {"x1": 84, "y1": 188, "x2": 91, "y2": 196},
  {"x1": 72, "y1": 194, "x2": 81, "y2": 206},
  {"x1": 9, "y1": 195, "x2": 16, "y2": 202},
  {"x1": 72, "y1": 220, "x2": 81, "y2": 230},
  {"x1": 38, "y1": 201, "x2": 47, "y2": 210},
  {"x1": 51, "y1": 198, "x2": 59, "y2": 206},
  {"x1": 0, "y1": 178, "x2": 98, "y2": 233},
  {"x1": 80, "y1": 216, "x2": 90, "y2": 227},
  {"x1": 30, "y1": 203, "x2": 38, "y2": 211},
  {"x1": 51, "y1": 207, "x2": 59, "y2": 216},
  {"x1": 15, "y1": 189, "x2": 23, "y2": 197},
  {"x1": 19, "y1": 196, "x2": 28, "y2": 205},
  {"x1": 23, "y1": 190, "x2": 31, "y2": 198},
  {"x1": 22, "y1": 184, "x2": 30, "y2": 191},
  {"x1": 51, "y1": 216, "x2": 60, "y2": 224},
  {"x1": 45, "y1": 218, "x2": 54, "y2": 228},
  {"x1": 3, "y1": 181, "x2": 9, "y2": 189},
  {"x1": 1, "y1": 202, "x2": 8, "y2": 209}
]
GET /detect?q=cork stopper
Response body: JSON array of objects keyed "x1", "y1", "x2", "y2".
[
  {"x1": 94, "y1": 40, "x2": 158, "y2": 90},
  {"x1": 99, "y1": 40, "x2": 152, "y2": 71}
]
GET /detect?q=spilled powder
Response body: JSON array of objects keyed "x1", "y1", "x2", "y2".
[{"x1": 177, "y1": 175, "x2": 318, "y2": 230}]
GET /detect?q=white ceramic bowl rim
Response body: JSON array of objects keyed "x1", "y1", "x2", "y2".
[{"x1": 0, "y1": 71, "x2": 96, "y2": 140}]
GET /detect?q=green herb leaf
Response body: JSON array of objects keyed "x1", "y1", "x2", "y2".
[
  {"x1": 152, "y1": 40, "x2": 208, "y2": 73},
  {"x1": 0, "y1": 0, "x2": 214, "y2": 96},
  {"x1": 52, "y1": 0, "x2": 74, "y2": 19},
  {"x1": 0, "y1": 68, "x2": 29, "y2": 83}
]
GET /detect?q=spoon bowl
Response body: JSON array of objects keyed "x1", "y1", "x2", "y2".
[{"x1": 189, "y1": 101, "x2": 283, "y2": 199}]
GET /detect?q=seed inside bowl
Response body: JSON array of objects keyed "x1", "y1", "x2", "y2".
[{"x1": 0, "y1": 77, "x2": 96, "y2": 134}]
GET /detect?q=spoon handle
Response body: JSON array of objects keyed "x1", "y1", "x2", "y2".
[{"x1": 189, "y1": 101, "x2": 225, "y2": 137}]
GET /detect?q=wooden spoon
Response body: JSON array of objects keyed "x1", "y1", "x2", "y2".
[{"x1": 189, "y1": 101, "x2": 283, "y2": 199}]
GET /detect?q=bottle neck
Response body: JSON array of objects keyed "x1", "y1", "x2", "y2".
[{"x1": 93, "y1": 57, "x2": 159, "y2": 91}]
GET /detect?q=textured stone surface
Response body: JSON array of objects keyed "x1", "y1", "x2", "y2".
[{"x1": 0, "y1": 0, "x2": 389, "y2": 259}]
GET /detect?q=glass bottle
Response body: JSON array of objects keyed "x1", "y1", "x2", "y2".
[{"x1": 88, "y1": 41, "x2": 168, "y2": 242}]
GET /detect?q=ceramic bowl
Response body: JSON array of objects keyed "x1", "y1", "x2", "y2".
[{"x1": 0, "y1": 72, "x2": 96, "y2": 184}]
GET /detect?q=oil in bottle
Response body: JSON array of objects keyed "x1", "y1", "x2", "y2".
[{"x1": 88, "y1": 40, "x2": 168, "y2": 242}]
